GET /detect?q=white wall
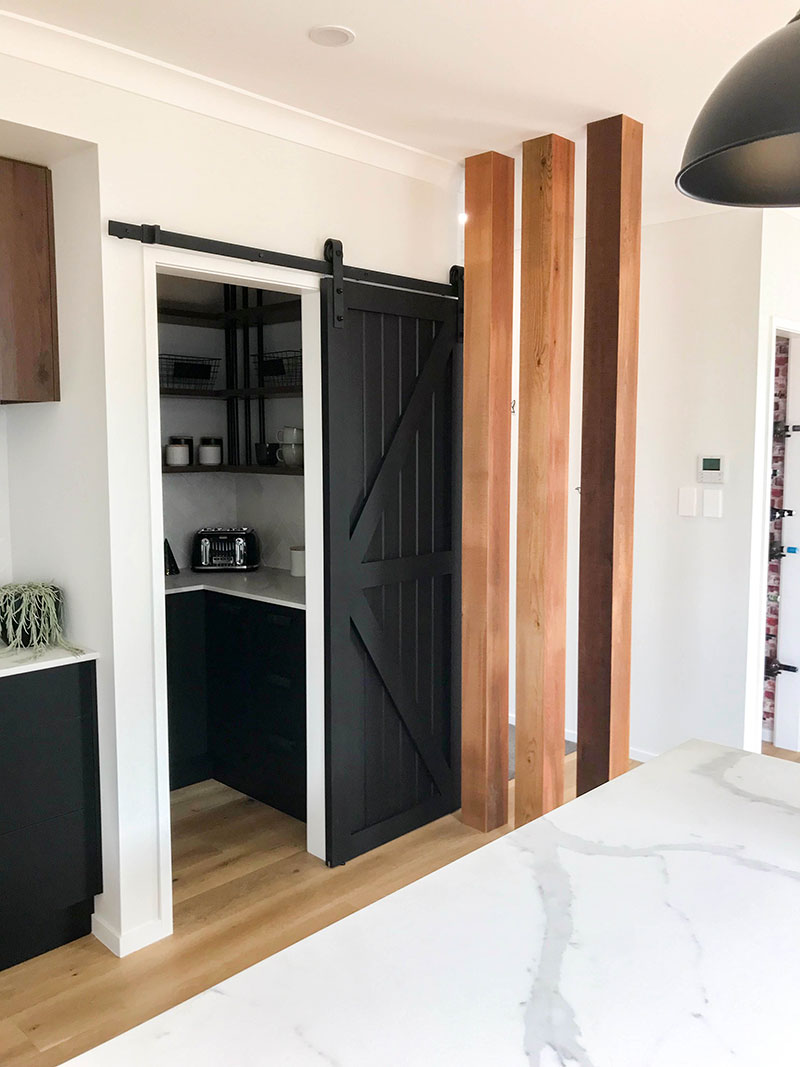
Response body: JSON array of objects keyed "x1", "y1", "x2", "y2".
[
  {"x1": 511, "y1": 173, "x2": 766, "y2": 769},
  {"x1": 623, "y1": 210, "x2": 763, "y2": 759},
  {"x1": 2, "y1": 140, "x2": 120, "y2": 934},
  {"x1": 0, "y1": 46, "x2": 460, "y2": 954}
]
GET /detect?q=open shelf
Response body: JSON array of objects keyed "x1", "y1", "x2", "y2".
[
  {"x1": 162, "y1": 464, "x2": 303, "y2": 476},
  {"x1": 160, "y1": 387, "x2": 303, "y2": 400},
  {"x1": 158, "y1": 300, "x2": 300, "y2": 330}
]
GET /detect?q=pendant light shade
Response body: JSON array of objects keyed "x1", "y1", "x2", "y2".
[{"x1": 677, "y1": 13, "x2": 800, "y2": 206}]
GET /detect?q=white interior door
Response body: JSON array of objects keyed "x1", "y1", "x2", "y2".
[{"x1": 775, "y1": 334, "x2": 800, "y2": 750}]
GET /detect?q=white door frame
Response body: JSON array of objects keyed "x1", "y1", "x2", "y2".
[
  {"x1": 746, "y1": 316, "x2": 800, "y2": 751},
  {"x1": 142, "y1": 245, "x2": 326, "y2": 933}
]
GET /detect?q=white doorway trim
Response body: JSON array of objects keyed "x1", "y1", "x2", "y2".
[
  {"x1": 746, "y1": 316, "x2": 800, "y2": 753},
  {"x1": 141, "y1": 245, "x2": 326, "y2": 943}
]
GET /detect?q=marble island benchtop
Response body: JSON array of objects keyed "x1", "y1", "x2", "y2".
[
  {"x1": 67, "y1": 739, "x2": 800, "y2": 1066},
  {"x1": 165, "y1": 566, "x2": 305, "y2": 610}
]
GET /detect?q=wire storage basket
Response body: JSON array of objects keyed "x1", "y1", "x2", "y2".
[
  {"x1": 159, "y1": 354, "x2": 221, "y2": 393},
  {"x1": 250, "y1": 350, "x2": 302, "y2": 392}
]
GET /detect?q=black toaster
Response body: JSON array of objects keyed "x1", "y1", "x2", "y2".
[{"x1": 191, "y1": 527, "x2": 261, "y2": 571}]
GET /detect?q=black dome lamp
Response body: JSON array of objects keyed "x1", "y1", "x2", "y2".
[{"x1": 677, "y1": 11, "x2": 800, "y2": 206}]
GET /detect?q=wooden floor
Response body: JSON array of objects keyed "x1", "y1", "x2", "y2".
[
  {"x1": 762, "y1": 741, "x2": 800, "y2": 764},
  {"x1": 0, "y1": 743, "x2": 771, "y2": 1066}
]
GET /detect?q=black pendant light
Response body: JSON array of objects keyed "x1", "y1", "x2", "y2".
[{"x1": 677, "y1": 11, "x2": 800, "y2": 206}]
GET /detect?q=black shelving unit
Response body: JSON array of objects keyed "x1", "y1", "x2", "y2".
[{"x1": 159, "y1": 284, "x2": 303, "y2": 477}]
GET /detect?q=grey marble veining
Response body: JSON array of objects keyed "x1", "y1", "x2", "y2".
[{"x1": 66, "y1": 740, "x2": 800, "y2": 1066}]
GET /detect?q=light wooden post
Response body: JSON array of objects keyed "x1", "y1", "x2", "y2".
[
  {"x1": 515, "y1": 134, "x2": 575, "y2": 825},
  {"x1": 577, "y1": 114, "x2": 643, "y2": 796},
  {"x1": 461, "y1": 151, "x2": 514, "y2": 832}
]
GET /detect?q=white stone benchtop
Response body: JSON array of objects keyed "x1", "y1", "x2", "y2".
[
  {"x1": 165, "y1": 566, "x2": 305, "y2": 610},
  {"x1": 66, "y1": 739, "x2": 800, "y2": 1065},
  {"x1": 0, "y1": 644, "x2": 97, "y2": 681}
]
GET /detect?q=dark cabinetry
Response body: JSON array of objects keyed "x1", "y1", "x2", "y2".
[
  {"x1": 166, "y1": 592, "x2": 212, "y2": 788},
  {"x1": 0, "y1": 662, "x2": 101, "y2": 970},
  {"x1": 0, "y1": 156, "x2": 60, "y2": 404},
  {"x1": 166, "y1": 593, "x2": 306, "y2": 820}
]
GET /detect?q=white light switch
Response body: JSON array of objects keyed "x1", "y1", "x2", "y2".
[
  {"x1": 703, "y1": 487, "x2": 724, "y2": 518},
  {"x1": 678, "y1": 487, "x2": 698, "y2": 517}
]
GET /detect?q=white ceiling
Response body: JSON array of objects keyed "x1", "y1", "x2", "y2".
[{"x1": 3, "y1": 0, "x2": 795, "y2": 222}]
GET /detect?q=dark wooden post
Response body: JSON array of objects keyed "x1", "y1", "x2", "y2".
[{"x1": 577, "y1": 115, "x2": 643, "y2": 796}]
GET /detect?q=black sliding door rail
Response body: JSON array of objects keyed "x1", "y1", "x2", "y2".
[{"x1": 108, "y1": 220, "x2": 460, "y2": 305}]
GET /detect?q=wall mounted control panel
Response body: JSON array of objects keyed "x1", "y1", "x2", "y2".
[{"x1": 697, "y1": 455, "x2": 725, "y2": 484}]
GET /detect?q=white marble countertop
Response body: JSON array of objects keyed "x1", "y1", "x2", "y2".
[
  {"x1": 165, "y1": 567, "x2": 305, "y2": 610},
  {"x1": 66, "y1": 739, "x2": 800, "y2": 1066},
  {"x1": 0, "y1": 644, "x2": 97, "y2": 680}
]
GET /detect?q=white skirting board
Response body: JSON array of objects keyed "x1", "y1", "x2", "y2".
[{"x1": 92, "y1": 913, "x2": 173, "y2": 959}]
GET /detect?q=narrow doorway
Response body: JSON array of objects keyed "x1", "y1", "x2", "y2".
[
  {"x1": 157, "y1": 273, "x2": 311, "y2": 906},
  {"x1": 763, "y1": 331, "x2": 800, "y2": 754}
]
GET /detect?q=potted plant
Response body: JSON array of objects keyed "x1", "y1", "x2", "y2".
[{"x1": 0, "y1": 582, "x2": 81, "y2": 656}]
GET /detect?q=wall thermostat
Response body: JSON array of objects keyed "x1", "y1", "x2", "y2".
[{"x1": 697, "y1": 455, "x2": 725, "y2": 483}]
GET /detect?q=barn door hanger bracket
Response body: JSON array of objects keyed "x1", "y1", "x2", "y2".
[{"x1": 325, "y1": 238, "x2": 345, "y2": 328}]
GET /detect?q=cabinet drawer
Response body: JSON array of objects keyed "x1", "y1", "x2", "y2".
[
  {"x1": 252, "y1": 604, "x2": 306, "y2": 662},
  {"x1": 0, "y1": 808, "x2": 101, "y2": 913},
  {"x1": 0, "y1": 665, "x2": 98, "y2": 836}
]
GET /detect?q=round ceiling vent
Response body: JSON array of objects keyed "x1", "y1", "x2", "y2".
[{"x1": 308, "y1": 25, "x2": 356, "y2": 47}]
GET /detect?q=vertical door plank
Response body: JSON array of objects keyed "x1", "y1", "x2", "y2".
[
  {"x1": 515, "y1": 134, "x2": 575, "y2": 825},
  {"x1": 577, "y1": 114, "x2": 643, "y2": 796},
  {"x1": 461, "y1": 151, "x2": 514, "y2": 831}
]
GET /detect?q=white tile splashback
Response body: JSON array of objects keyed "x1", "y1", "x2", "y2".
[
  {"x1": 162, "y1": 471, "x2": 304, "y2": 571},
  {"x1": 235, "y1": 473, "x2": 304, "y2": 571},
  {"x1": 162, "y1": 473, "x2": 238, "y2": 569}
]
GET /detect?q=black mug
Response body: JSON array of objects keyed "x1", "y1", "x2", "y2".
[{"x1": 255, "y1": 442, "x2": 279, "y2": 467}]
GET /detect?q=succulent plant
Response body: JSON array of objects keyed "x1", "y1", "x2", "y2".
[{"x1": 0, "y1": 582, "x2": 81, "y2": 656}]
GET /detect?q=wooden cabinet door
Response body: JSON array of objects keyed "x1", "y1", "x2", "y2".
[{"x1": 0, "y1": 156, "x2": 59, "y2": 403}]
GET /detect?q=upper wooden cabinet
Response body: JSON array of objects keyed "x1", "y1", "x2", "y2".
[{"x1": 0, "y1": 156, "x2": 59, "y2": 403}]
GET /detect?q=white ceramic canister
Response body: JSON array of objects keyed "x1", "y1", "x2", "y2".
[
  {"x1": 165, "y1": 442, "x2": 190, "y2": 466},
  {"x1": 290, "y1": 546, "x2": 305, "y2": 577},
  {"x1": 198, "y1": 436, "x2": 223, "y2": 465}
]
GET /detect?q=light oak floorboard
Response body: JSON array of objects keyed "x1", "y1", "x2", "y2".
[
  {"x1": 2, "y1": 754, "x2": 644, "y2": 1065},
  {"x1": 762, "y1": 741, "x2": 800, "y2": 763}
]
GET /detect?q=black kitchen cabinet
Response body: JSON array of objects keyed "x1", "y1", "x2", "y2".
[
  {"x1": 166, "y1": 592, "x2": 306, "y2": 821},
  {"x1": 166, "y1": 591, "x2": 212, "y2": 789},
  {"x1": 0, "y1": 661, "x2": 101, "y2": 970}
]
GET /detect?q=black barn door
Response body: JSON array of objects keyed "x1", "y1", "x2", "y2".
[{"x1": 322, "y1": 279, "x2": 461, "y2": 864}]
